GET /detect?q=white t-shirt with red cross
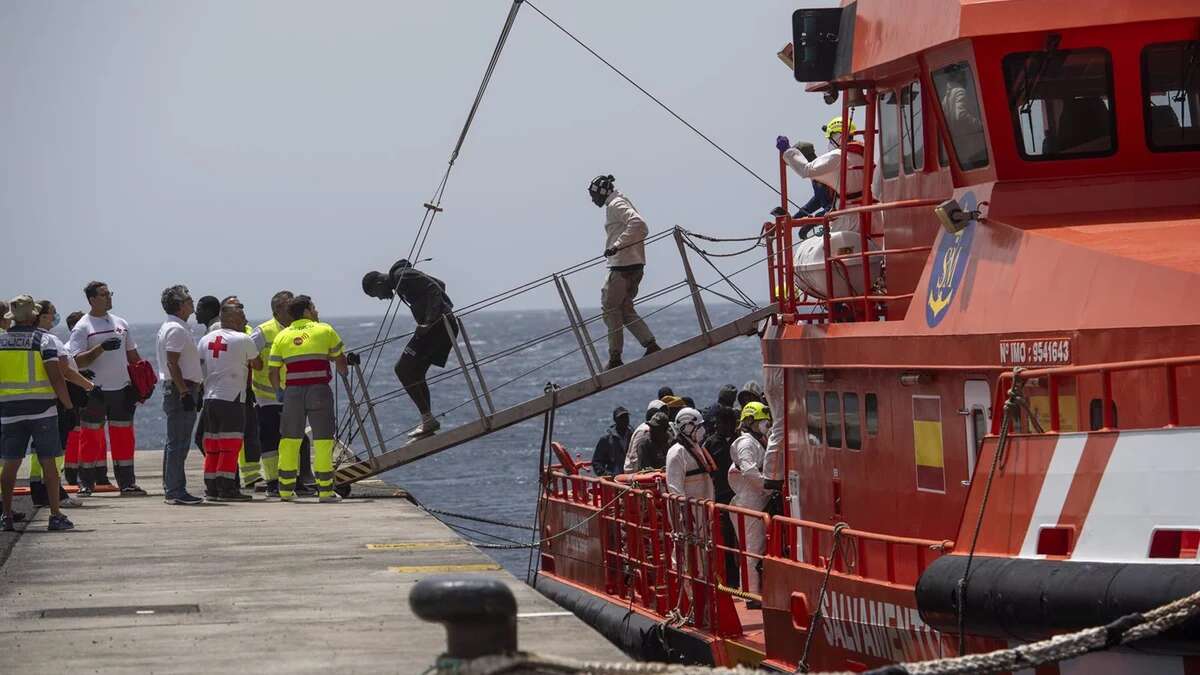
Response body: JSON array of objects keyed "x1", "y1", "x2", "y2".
[
  {"x1": 66, "y1": 313, "x2": 136, "y2": 391},
  {"x1": 198, "y1": 328, "x2": 259, "y2": 402}
]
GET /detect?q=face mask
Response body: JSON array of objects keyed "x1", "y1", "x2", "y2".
[{"x1": 756, "y1": 419, "x2": 771, "y2": 437}]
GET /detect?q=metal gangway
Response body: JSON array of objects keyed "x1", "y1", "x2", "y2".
[{"x1": 332, "y1": 226, "x2": 777, "y2": 489}]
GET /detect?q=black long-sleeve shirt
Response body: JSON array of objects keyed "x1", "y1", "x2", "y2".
[{"x1": 388, "y1": 261, "x2": 454, "y2": 327}]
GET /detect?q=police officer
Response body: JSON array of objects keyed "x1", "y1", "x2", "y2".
[
  {"x1": 0, "y1": 296, "x2": 75, "y2": 531},
  {"x1": 267, "y1": 295, "x2": 348, "y2": 502}
]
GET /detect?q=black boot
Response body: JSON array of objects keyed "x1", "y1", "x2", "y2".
[
  {"x1": 204, "y1": 478, "x2": 220, "y2": 500},
  {"x1": 95, "y1": 464, "x2": 113, "y2": 486},
  {"x1": 219, "y1": 477, "x2": 252, "y2": 502},
  {"x1": 114, "y1": 465, "x2": 146, "y2": 496},
  {"x1": 30, "y1": 482, "x2": 48, "y2": 507},
  {"x1": 64, "y1": 467, "x2": 79, "y2": 486},
  {"x1": 77, "y1": 466, "x2": 95, "y2": 496},
  {"x1": 265, "y1": 480, "x2": 280, "y2": 498}
]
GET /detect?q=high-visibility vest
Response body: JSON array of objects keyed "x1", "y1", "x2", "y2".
[
  {"x1": 268, "y1": 319, "x2": 344, "y2": 387},
  {"x1": 0, "y1": 328, "x2": 55, "y2": 409},
  {"x1": 251, "y1": 318, "x2": 282, "y2": 403}
]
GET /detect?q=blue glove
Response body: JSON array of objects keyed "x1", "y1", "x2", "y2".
[{"x1": 775, "y1": 135, "x2": 790, "y2": 152}]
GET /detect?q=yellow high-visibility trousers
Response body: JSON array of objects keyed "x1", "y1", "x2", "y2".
[
  {"x1": 313, "y1": 439, "x2": 334, "y2": 498},
  {"x1": 277, "y1": 438, "x2": 302, "y2": 499}
]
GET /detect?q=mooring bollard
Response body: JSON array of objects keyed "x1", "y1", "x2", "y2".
[{"x1": 410, "y1": 575, "x2": 518, "y2": 660}]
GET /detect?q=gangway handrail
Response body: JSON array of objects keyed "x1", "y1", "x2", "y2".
[{"x1": 332, "y1": 221, "x2": 778, "y2": 484}]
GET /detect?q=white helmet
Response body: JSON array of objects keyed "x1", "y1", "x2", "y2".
[{"x1": 672, "y1": 407, "x2": 705, "y2": 446}]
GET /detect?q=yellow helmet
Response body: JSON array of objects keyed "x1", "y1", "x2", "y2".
[
  {"x1": 740, "y1": 401, "x2": 771, "y2": 424},
  {"x1": 823, "y1": 116, "x2": 856, "y2": 139}
]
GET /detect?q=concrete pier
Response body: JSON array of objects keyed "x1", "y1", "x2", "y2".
[{"x1": 0, "y1": 450, "x2": 626, "y2": 673}]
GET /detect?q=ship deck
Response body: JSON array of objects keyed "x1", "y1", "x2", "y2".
[{"x1": 0, "y1": 449, "x2": 627, "y2": 673}]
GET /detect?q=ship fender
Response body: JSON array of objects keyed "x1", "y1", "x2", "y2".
[
  {"x1": 534, "y1": 575, "x2": 715, "y2": 664},
  {"x1": 916, "y1": 555, "x2": 1200, "y2": 653}
]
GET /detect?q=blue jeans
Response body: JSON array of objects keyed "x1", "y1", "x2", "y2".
[{"x1": 162, "y1": 383, "x2": 199, "y2": 498}]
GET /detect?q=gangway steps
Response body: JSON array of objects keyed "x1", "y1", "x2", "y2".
[{"x1": 334, "y1": 303, "x2": 777, "y2": 485}]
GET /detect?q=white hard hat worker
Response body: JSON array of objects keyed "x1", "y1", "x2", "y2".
[{"x1": 729, "y1": 401, "x2": 773, "y2": 598}]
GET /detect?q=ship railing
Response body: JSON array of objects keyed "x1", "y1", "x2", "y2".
[
  {"x1": 543, "y1": 471, "x2": 768, "y2": 635},
  {"x1": 768, "y1": 118, "x2": 942, "y2": 323},
  {"x1": 990, "y1": 355, "x2": 1200, "y2": 435},
  {"x1": 769, "y1": 516, "x2": 952, "y2": 591}
]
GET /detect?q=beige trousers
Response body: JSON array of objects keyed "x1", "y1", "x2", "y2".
[{"x1": 601, "y1": 267, "x2": 655, "y2": 360}]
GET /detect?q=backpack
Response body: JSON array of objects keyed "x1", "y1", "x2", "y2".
[{"x1": 126, "y1": 360, "x2": 157, "y2": 403}]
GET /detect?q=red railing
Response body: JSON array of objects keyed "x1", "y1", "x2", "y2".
[
  {"x1": 990, "y1": 355, "x2": 1200, "y2": 435},
  {"x1": 770, "y1": 516, "x2": 951, "y2": 590},
  {"x1": 543, "y1": 470, "x2": 955, "y2": 634},
  {"x1": 767, "y1": 90, "x2": 941, "y2": 324}
]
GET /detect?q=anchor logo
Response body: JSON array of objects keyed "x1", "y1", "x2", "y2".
[{"x1": 925, "y1": 192, "x2": 977, "y2": 327}]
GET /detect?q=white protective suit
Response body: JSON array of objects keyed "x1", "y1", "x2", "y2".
[
  {"x1": 728, "y1": 431, "x2": 769, "y2": 593},
  {"x1": 782, "y1": 138, "x2": 883, "y2": 234},
  {"x1": 762, "y1": 362, "x2": 786, "y2": 484},
  {"x1": 665, "y1": 441, "x2": 716, "y2": 501},
  {"x1": 623, "y1": 400, "x2": 665, "y2": 472}
]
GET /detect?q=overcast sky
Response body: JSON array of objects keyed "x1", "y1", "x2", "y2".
[{"x1": 1, "y1": 1, "x2": 838, "y2": 324}]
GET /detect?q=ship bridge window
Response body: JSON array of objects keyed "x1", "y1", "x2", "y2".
[
  {"x1": 880, "y1": 90, "x2": 901, "y2": 178},
  {"x1": 1142, "y1": 41, "x2": 1200, "y2": 152},
  {"x1": 900, "y1": 81, "x2": 925, "y2": 173},
  {"x1": 932, "y1": 62, "x2": 989, "y2": 170},
  {"x1": 824, "y1": 391, "x2": 843, "y2": 448},
  {"x1": 1003, "y1": 48, "x2": 1116, "y2": 160}
]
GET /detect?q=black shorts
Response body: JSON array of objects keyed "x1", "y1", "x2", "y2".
[
  {"x1": 402, "y1": 314, "x2": 459, "y2": 369},
  {"x1": 81, "y1": 386, "x2": 136, "y2": 425}
]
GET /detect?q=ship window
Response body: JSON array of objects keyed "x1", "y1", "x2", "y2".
[
  {"x1": 1142, "y1": 41, "x2": 1200, "y2": 152},
  {"x1": 865, "y1": 393, "x2": 879, "y2": 436},
  {"x1": 806, "y1": 391, "x2": 823, "y2": 446},
  {"x1": 932, "y1": 62, "x2": 989, "y2": 170},
  {"x1": 879, "y1": 90, "x2": 901, "y2": 178},
  {"x1": 938, "y1": 133, "x2": 949, "y2": 167},
  {"x1": 971, "y1": 408, "x2": 987, "y2": 459},
  {"x1": 843, "y1": 393, "x2": 861, "y2": 450},
  {"x1": 824, "y1": 391, "x2": 843, "y2": 448},
  {"x1": 1003, "y1": 48, "x2": 1116, "y2": 160},
  {"x1": 900, "y1": 81, "x2": 925, "y2": 173},
  {"x1": 1088, "y1": 398, "x2": 1119, "y2": 430}
]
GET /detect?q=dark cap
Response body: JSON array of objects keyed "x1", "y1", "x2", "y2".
[
  {"x1": 657, "y1": 386, "x2": 674, "y2": 399},
  {"x1": 647, "y1": 412, "x2": 670, "y2": 430},
  {"x1": 718, "y1": 384, "x2": 738, "y2": 406},
  {"x1": 612, "y1": 406, "x2": 629, "y2": 421}
]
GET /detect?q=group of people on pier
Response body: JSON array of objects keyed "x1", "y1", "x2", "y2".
[{"x1": 0, "y1": 283, "x2": 350, "y2": 532}]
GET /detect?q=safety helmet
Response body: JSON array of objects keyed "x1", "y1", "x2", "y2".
[
  {"x1": 739, "y1": 401, "x2": 772, "y2": 424},
  {"x1": 588, "y1": 174, "x2": 615, "y2": 201},
  {"x1": 822, "y1": 116, "x2": 857, "y2": 140},
  {"x1": 672, "y1": 407, "x2": 706, "y2": 446}
]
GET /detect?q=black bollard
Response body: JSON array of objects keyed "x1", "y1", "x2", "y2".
[{"x1": 410, "y1": 575, "x2": 518, "y2": 660}]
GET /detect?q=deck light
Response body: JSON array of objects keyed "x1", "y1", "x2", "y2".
[
  {"x1": 806, "y1": 369, "x2": 827, "y2": 384},
  {"x1": 899, "y1": 372, "x2": 930, "y2": 386},
  {"x1": 934, "y1": 198, "x2": 973, "y2": 234}
]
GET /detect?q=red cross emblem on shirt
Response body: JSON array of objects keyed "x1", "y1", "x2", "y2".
[{"x1": 208, "y1": 335, "x2": 229, "y2": 359}]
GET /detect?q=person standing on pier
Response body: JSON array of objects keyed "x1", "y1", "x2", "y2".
[
  {"x1": 589, "y1": 174, "x2": 660, "y2": 370},
  {"x1": 0, "y1": 296, "x2": 75, "y2": 531},
  {"x1": 156, "y1": 285, "x2": 205, "y2": 505},
  {"x1": 268, "y1": 295, "x2": 347, "y2": 502},
  {"x1": 198, "y1": 300, "x2": 261, "y2": 501},
  {"x1": 67, "y1": 281, "x2": 147, "y2": 496},
  {"x1": 250, "y1": 290, "x2": 294, "y2": 498},
  {"x1": 361, "y1": 259, "x2": 456, "y2": 440}
]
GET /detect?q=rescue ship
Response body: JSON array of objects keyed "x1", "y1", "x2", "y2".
[{"x1": 531, "y1": 1, "x2": 1200, "y2": 671}]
